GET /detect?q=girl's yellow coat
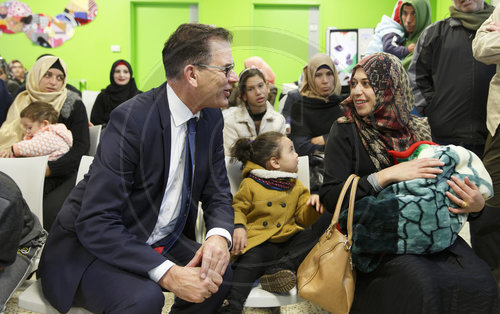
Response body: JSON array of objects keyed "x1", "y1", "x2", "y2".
[{"x1": 233, "y1": 161, "x2": 320, "y2": 254}]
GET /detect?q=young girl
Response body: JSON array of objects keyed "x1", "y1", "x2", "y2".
[
  {"x1": 220, "y1": 131, "x2": 325, "y2": 313},
  {"x1": 223, "y1": 68, "x2": 285, "y2": 154},
  {"x1": 0, "y1": 101, "x2": 72, "y2": 160}
]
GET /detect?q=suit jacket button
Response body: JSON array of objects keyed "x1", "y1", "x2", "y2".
[
  {"x1": 281, "y1": 202, "x2": 286, "y2": 207},
  {"x1": 276, "y1": 222, "x2": 281, "y2": 228},
  {"x1": 267, "y1": 201, "x2": 272, "y2": 207},
  {"x1": 263, "y1": 221, "x2": 268, "y2": 227}
]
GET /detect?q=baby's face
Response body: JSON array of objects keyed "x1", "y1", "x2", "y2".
[{"x1": 21, "y1": 117, "x2": 43, "y2": 137}]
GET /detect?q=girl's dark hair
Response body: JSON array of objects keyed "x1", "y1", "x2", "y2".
[
  {"x1": 238, "y1": 68, "x2": 266, "y2": 100},
  {"x1": 230, "y1": 131, "x2": 284, "y2": 168},
  {"x1": 20, "y1": 101, "x2": 59, "y2": 124}
]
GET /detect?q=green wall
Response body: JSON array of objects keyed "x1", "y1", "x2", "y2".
[
  {"x1": 1, "y1": 0, "x2": 483, "y2": 94},
  {"x1": 1, "y1": 0, "x2": 131, "y2": 90}
]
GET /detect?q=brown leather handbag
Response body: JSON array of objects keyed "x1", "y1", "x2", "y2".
[{"x1": 297, "y1": 174, "x2": 359, "y2": 314}]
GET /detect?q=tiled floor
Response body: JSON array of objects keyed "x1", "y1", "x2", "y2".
[
  {"x1": 5, "y1": 223, "x2": 472, "y2": 314},
  {"x1": 5, "y1": 283, "x2": 327, "y2": 314}
]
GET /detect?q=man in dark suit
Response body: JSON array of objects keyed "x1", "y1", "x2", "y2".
[{"x1": 38, "y1": 23, "x2": 238, "y2": 313}]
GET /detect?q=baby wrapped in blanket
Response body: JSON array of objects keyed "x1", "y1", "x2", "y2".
[{"x1": 339, "y1": 142, "x2": 493, "y2": 272}]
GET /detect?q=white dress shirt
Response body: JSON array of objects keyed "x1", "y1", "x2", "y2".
[{"x1": 147, "y1": 84, "x2": 232, "y2": 283}]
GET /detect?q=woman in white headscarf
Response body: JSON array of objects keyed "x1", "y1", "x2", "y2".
[{"x1": 0, "y1": 55, "x2": 89, "y2": 230}]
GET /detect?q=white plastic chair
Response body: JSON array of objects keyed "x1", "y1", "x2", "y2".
[
  {"x1": 0, "y1": 156, "x2": 48, "y2": 226},
  {"x1": 76, "y1": 155, "x2": 94, "y2": 185},
  {"x1": 0, "y1": 156, "x2": 49, "y2": 302},
  {"x1": 19, "y1": 280, "x2": 91, "y2": 314},
  {"x1": 18, "y1": 154, "x2": 95, "y2": 314},
  {"x1": 278, "y1": 83, "x2": 299, "y2": 114},
  {"x1": 297, "y1": 155, "x2": 310, "y2": 190},
  {"x1": 88, "y1": 125, "x2": 102, "y2": 156},
  {"x1": 81, "y1": 90, "x2": 100, "y2": 119},
  {"x1": 223, "y1": 156, "x2": 309, "y2": 308}
]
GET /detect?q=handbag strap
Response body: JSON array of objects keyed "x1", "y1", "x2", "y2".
[
  {"x1": 346, "y1": 176, "x2": 360, "y2": 244},
  {"x1": 326, "y1": 174, "x2": 359, "y2": 243},
  {"x1": 330, "y1": 174, "x2": 357, "y2": 224}
]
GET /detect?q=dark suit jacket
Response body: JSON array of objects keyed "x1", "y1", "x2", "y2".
[{"x1": 38, "y1": 82, "x2": 234, "y2": 313}]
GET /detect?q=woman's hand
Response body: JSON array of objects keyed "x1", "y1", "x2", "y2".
[
  {"x1": 0, "y1": 150, "x2": 13, "y2": 158},
  {"x1": 446, "y1": 176, "x2": 485, "y2": 214},
  {"x1": 307, "y1": 194, "x2": 324, "y2": 214},
  {"x1": 375, "y1": 158, "x2": 444, "y2": 188},
  {"x1": 231, "y1": 227, "x2": 247, "y2": 255}
]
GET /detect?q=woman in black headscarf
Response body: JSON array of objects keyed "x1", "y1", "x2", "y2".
[{"x1": 90, "y1": 60, "x2": 141, "y2": 126}]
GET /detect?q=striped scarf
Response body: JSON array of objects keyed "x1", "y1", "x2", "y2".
[{"x1": 248, "y1": 173, "x2": 296, "y2": 191}]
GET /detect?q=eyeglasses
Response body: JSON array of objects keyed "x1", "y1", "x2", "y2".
[{"x1": 194, "y1": 63, "x2": 235, "y2": 78}]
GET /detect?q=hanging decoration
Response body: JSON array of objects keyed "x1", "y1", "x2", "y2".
[
  {"x1": 0, "y1": 1, "x2": 31, "y2": 34},
  {"x1": 0, "y1": 0, "x2": 98, "y2": 48},
  {"x1": 65, "y1": 0, "x2": 97, "y2": 25}
]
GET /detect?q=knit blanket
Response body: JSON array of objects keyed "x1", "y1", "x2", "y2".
[{"x1": 339, "y1": 142, "x2": 493, "y2": 273}]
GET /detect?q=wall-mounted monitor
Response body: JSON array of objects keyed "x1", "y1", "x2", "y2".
[
  {"x1": 326, "y1": 28, "x2": 358, "y2": 87},
  {"x1": 358, "y1": 28, "x2": 375, "y2": 60}
]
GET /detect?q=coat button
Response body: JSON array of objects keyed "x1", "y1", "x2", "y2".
[
  {"x1": 276, "y1": 222, "x2": 281, "y2": 228},
  {"x1": 263, "y1": 221, "x2": 268, "y2": 227},
  {"x1": 267, "y1": 202, "x2": 272, "y2": 207},
  {"x1": 281, "y1": 202, "x2": 286, "y2": 207}
]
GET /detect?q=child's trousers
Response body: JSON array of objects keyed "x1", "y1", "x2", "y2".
[{"x1": 223, "y1": 212, "x2": 331, "y2": 313}]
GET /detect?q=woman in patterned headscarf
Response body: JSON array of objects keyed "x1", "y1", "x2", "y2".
[
  {"x1": 336, "y1": 52, "x2": 432, "y2": 170},
  {"x1": 319, "y1": 53, "x2": 497, "y2": 313}
]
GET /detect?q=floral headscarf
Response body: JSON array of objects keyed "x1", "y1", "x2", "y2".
[{"x1": 338, "y1": 53, "x2": 431, "y2": 170}]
